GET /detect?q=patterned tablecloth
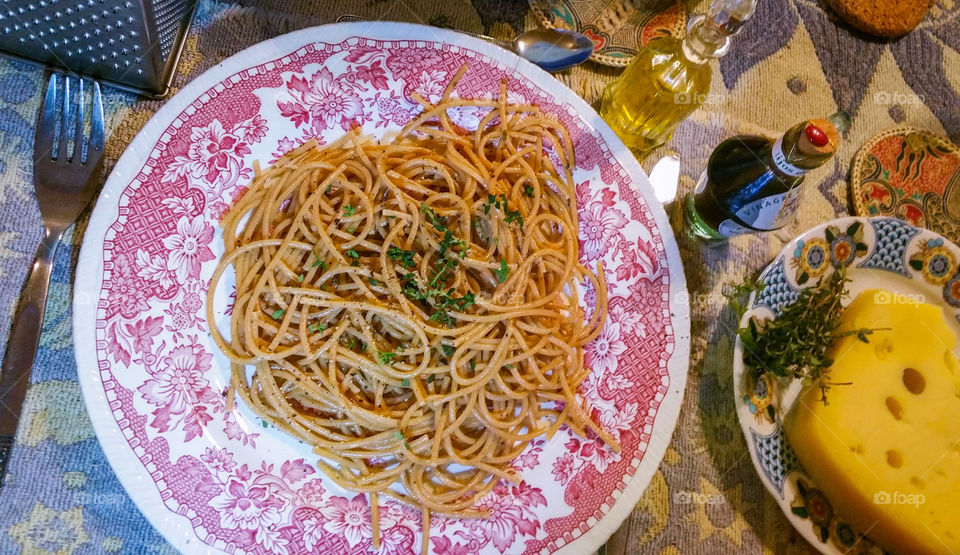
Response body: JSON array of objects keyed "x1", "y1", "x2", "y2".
[{"x1": 0, "y1": 0, "x2": 957, "y2": 553}]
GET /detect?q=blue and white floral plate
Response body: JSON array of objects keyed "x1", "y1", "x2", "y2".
[{"x1": 732, "y1": 216, "x2": 960, "y2": 553}]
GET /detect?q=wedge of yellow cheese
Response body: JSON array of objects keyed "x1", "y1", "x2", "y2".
[{"x1": 784, "y1": 289, "x2": 960, "y2": 555}]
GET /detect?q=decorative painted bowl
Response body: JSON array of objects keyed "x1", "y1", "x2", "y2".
[
  {"x1": 733, "y1": 216, "x2": 960, "y2": 554},
  {"x1": 851, "y1": 127, "x2": 960, "y2": 244},
  {"x1": 530, "y1": 0, "x2": 685, "y2": 66}
]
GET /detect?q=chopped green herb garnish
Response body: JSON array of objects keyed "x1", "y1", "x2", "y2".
[
  {"x1": 261, "y1": 419, "x2": 269, "y2": 428},
  {"x1": 378, "y1": 351, "x2": 398, "y2": 365},
  {"x1": 494, "y1": 259, "x2": 509, "y2": 283},
  {"x1": 387, "y1": 246, "x2": 417, "y2": 268},
  {"x1": 298, "y1": 274, "x2": 304, "y2": 282},
  {"x1": 348, "y1": 227, "x2": 356, "y2": 233},
  {"x1": 318, "y1": 323, "x2": 327, "y2": 331},
  {"x1": 343, "y1": 204, "x2": 355, "y2": 217},
  {"x1": 469, "y1": 359, "x2": 476, "y2": 371},
  {"x1": 426, "y1": 374, "x2": 435, "y2": 383},
  {"x1": 401, "y1": 378, "x2": 410, "y2": 387},
  {"x1": 320, "y1": 261, "x2": 328, "y2": 271},
  {"x1": 404, "y1": 441, "x2": 411, "y2": 450},
  {"x1": 421, "y1": 203, "x2": 446, "y2": 231},
  {"x1": 271, "y1": 309, "x2": 285, "y2": 320},
  {"x1": 325, "y1": 185, "x2": 332, "y2": 194},
  {"x1": 504, "y1": 207, "x2": 524, "y2": 226},
  {"x1": 369, "y1": 278, "x2": 380, "y2": 286},
  {"x1": 504, "y1": 364, "x2": 514, "y2": 369},
  {"x1": 394, "y1": 431, "x2": 404, "y2": 440},
  {"x1": 346, "y1": 249, "x2": 360, "y2": 266},
  {"x1": 308, "y1": 323, "x2": 318, "y2": 333},
  {"x1": 523, "y1": 185, "x2": 534, "y2": 197},
  {"x1": 441, "y1": 344, "x2": 455, "y2": 358}
]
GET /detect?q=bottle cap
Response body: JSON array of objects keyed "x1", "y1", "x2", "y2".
[
  {"x1": 797, "y1": 113, "x2": 846, "y2": 156},
  {"x1": 708, "y1": 0, "x2": 758, "y2": 35},
  {"x1": 685, "y1": 0, "x2": 758, "y2": 59}
]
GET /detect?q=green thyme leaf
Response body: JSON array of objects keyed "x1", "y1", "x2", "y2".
[
  {"x1": 343, "y1": 204, "x2": 355, "y2": 217},
  {"x1": 346, "y1": 249, "x2": 360, "y2": 266},
  {"x1": 524, "y1": 185, "x2": 534, "y2": 197},
  {"x1": 387, "y1": 246, "x2": 417, "y2": 268},
  {"x1": 378, "y1": 351, "x2": 398, "y2": 365},
  {"x1": 271, "y1": 309, "x2": 285, "y2": 320},
  {"x1": 421, "y1": 203, "x2": 446, "y2": 231},
  {"x1": 401, "y1": 378, "x2": 410, "y2": 387},
  {"x1": 495, "y1": 259, "x2": 509, "y2": 283}
]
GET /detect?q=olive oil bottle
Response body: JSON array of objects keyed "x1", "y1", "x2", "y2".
[{"x1": 600, "y1": 0, "x2": 757, "y2": 157}]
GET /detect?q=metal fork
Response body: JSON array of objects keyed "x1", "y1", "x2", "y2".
[{"x1": 0, "y1": 74, "x2": 105, "y2": 487}]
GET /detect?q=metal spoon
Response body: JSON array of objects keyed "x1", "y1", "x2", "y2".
[
  {"x1": 336, "y1": 16, "x2": 595, "y2": 72},
  {"x1": 490, "y1": 27, "x2": 594, "y2": 72}
]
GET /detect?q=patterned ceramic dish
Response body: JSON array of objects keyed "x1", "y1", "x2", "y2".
[
  {"x1": 72, "y1": 22, "x2": 691, "y2": 555},
  {"x1": 530, "y1": 0, "x2": 685, "y2": 66},
  {"x1": 733, "y1": 216, "x2": 960, "y2": 554},
  {"x1": 851, "y1": 127, "x2": 960, "y2": 244}
]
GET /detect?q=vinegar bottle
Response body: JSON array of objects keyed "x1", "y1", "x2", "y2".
[{"x1": 683, "y1": 111, "x2": 851, "y2": 243}]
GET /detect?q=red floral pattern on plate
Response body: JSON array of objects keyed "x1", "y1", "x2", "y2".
[{"x1": 81, "y1": 31, "x2": 686, "y2": 555}]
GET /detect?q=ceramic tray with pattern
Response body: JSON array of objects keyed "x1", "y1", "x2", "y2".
[
  {"x1": 72, "y1": 22, "x2": 691, "y2": 554},
  {"x1": 733, "y1": 216, "x2": 960, "y2": 554},
  {"x1": 530, "y1": 0, "x2": 685, "y2": 66},
  {"x1": 851, "y1": 127, "x2": 960, "y2": 244}
]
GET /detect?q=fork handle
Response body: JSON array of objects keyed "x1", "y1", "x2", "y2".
[{"x1": 0, "y1": 228, "x2": 62, "y2": 487}]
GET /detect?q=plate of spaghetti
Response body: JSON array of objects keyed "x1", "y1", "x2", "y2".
[{"x1": 74, "y1": 22, "x2": 690, "y2": 555}]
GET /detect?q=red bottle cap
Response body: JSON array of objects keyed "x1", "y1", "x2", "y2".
[{"x1": 805, "y1": 123, "x2": 829, "y2": 147}]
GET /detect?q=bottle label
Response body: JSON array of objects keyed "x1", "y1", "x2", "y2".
[
  {"x1": 771, "y1": 136, "x2": 806, "y2": 177},
  {"x1": 717, "y1": 186, "x2": 804, "y2": 237}
]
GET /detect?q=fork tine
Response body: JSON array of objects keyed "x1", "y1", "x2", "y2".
[
  {"x1": 74, "y1": 77, "x2": 85, "y2": 164},
  {"x1": 60, "y1": 75, "x2": 73, "y2": 162},
  {"x1": 90, "y1": 81, "x2": 104, "y2": 154},
  {"x1": 35, "y1": 74, "x2": 58, "y2": 162}
]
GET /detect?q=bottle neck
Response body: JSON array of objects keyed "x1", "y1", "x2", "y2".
[
  {"x1": 771, "y1": 114, "x2": 846, "y2": 176},
  {"x1": 682, "y1": 15, "x2": 731, "y2": 64}
]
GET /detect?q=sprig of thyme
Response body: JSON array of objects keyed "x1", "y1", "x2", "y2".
[{"x1": 730, "y1": 268, "x2": 885, "y2": 403}]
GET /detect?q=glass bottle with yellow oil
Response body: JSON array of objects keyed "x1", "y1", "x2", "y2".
[{"x1": 600, "y1": 0, "x2": 757, "y2": 157}]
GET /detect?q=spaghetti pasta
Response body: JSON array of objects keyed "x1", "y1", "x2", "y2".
[{"x1": 207, "y1": 68, "x2": 614, "y2": 552}]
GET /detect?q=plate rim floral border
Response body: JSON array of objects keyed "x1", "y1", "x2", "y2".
[
  {"x1": 732, "y1": 215, "x2": 960, "y2": 554},
  {"x1": 72, "y1": 21, "x2": 691, "y2": 555}
]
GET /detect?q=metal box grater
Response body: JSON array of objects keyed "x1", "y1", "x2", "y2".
[{"x1": 0, "y1": 0, "x2": 197, "y2": 98}]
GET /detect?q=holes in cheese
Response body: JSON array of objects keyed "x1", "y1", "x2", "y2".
[
  {"x1": 886, "y1": 449, "x2": 903, "y2": 468},
  {"x1": 884, "y1": 396, "x2": 903, "y2": 420},
  {"x1": 910, "y1": 476, "x2": 925, "y2": 489},
  {"x1": 902, "y1": 367, "x2": 925, "y2": 394}
]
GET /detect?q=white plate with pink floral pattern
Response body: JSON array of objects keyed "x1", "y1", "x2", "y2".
[{"x1": 73, "y1": 22, "x2": 690, "y2": 555}]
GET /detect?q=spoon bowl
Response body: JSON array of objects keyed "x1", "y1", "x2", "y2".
[{"x1": 513, "y1": 28, "x2": 595, "y2": 71}]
